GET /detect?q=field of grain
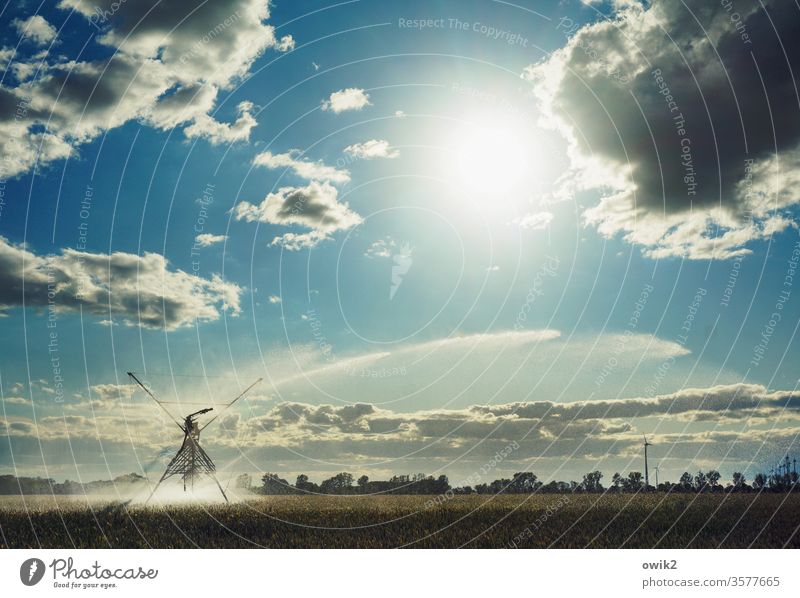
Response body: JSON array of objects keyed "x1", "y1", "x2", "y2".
[{"x1": 1, "y1": 493, "x2": 798, "y2": 548}]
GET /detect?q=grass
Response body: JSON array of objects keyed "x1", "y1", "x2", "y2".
[{"x1": 1, "y1": 493, "x2": 798, "y2": 548}]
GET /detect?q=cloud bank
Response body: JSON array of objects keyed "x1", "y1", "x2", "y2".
[{"x1": 4, "y1": 382, "x2": 797, "y2": 479}]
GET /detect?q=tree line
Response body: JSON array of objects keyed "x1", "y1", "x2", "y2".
[
  {"x1": 245, "y1": 468, "x2": 800, "y2": 496},
  {"x1": 2, "y1": 467, "x2": 797, "y2": 496},
  {"x1": 0, "y1": 473, "x2": 146, "y2": 495},
  {"x1": 252, "y1": 472, "x2": 452, "y2": 495}
]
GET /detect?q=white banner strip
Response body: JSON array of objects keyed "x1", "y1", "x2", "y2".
[{"x1": 1, "y1": 549, "x2": 796, "y2": 597}]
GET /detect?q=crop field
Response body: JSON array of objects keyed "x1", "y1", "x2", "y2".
[{"x1": 1, "y1": 493, "x2": 799, "y2": 549}]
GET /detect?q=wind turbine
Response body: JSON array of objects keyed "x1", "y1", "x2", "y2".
[
  {"x1": 654, "y1": 463, "x2": 660, "y2": 489},
  {"x1": 127, "y1": 372, "x2": 263, "y2": 503},
  {"x1": 643, "y1": 435, "x2": 653, "y2": 490}
]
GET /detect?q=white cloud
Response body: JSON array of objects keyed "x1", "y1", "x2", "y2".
[
  {"x1": 89, "y1": 383, "x2": 137, "y2": 404},
  {"x1": 253, "y1": 150, "x2": 350, "y2": 183},
  {"x1": 268, "y1": 295, "x2": 282, "y2": 304},
  {"x1": 364, "y1": 237, "x2": 396, "y2": 259},
  {"x1": 0, "y1": 47, "x2": 14, "y2": 70},
  {"x1": 2, "y1": 397, "x2": 28, "y2": 405},
  {"x1": 183, "y1": 100, "x2": 257, "y2": 145},
  {"x1": 270, "y1": 230, "x2": 328, "y2": 251},
  {"x1": 513, "y1": 211, "x2": 553, "y2": 230},
  {"x1": 581, "y1": 0, "x2": 644, "y2": 8},
  {"x1": 195, "y1": 233, "x2": 228, "y2": 247},
  {"x1": 344, "y1": 139, "x2": 399, "y2": 160},
  {"x1": 59, "y1": 0, "x2": 279, "y2": 87},
  {"x1": 1, "y1": 1, "x2": 287, "y2": 178},
  {"x1": 13, "y1": 16, "x2": 57, "y2": 45},
  {"x1": 275, "y1": 34, "x2": 295, "y2": 52},
  {"x1": 524, "y1": 0, "x2": 800, "y2": 259},
  {"x1": 234, "y1": 181, "x2": 362, "y2": 250},
  {"x1": 321, "y1": 88, "x2": 371, "y2": 113},
  {"x1": 0, "y1": 236, "x2": 241, "y2": 330}
]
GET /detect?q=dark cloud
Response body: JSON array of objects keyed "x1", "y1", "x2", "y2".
[
  {"x1": 474, "y1": 383, "x2": 800, "y2": 421},
  {"x1": 9, "y1": 421, "x2": 35, "y2": 434},
  {"x1": 0, "y1": 236, "x2": 241, "y2": 329},
  {"x1": 234, "y1": 181, "x2": 363, "y2": 250},
  {"x1": 527, "y1": 0, "x2": 800, "y2": 258}
]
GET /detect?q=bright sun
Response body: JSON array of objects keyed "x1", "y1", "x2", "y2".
[{"x1": 445, "y1": 113, "x2": 534, "y2": 197}]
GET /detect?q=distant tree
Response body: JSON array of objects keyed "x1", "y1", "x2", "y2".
[
  {"x1": 510, "y1": 472, "x2": 539, "y2": 493},
  {"x1": 581, "y1": 471, "x2": 604, "y2": 493},
  {"x1": 261, "y1": 473, "x2": 291, "y2": 495},
  {"x1": 753, "y1": 473, "x2": 767, "y2": 490},
  {"x1": 707, "y1": 470, "x2": 721, "y2": 491},
  {"x1": 624, "y1": 472, "x2": 643, "y2": 492},
  {"x1": 611, "y1": 473, "x2": 622, "y2": 491},
  {"x1": 539, "y1": 480, "x2": 557, "y2": 493},
  {"x1": 679, "y1": 472, "x2": 694, "y2": 491},
  {"x1": 235, "y1": 473, "x2": 252, "y2": 489},
  {"x1": 113, "y1": 473, "x2": 146, "y2": 485},
  {"x1": 694, "y1": 471, "x2": 708, "y2": 492},
  {"x1": 320, "y1": 472, "x2": 354, "y2": 494},
  {"x1": 295, "y1": 474, "x2": 319, "y2": 494},
  {"x1": 489, "y1": 478, "x2": 513, "y2": 494},
  {"x1": 357, "y1": 475, "x2": 369, "y2": 488},
  {"x1": 732, "y1": 472, "x2": 746, "y2": 491}
]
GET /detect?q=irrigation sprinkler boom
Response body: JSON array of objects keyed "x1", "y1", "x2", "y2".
[{"x1": 126, "y1": 372, "x2": 263, "y2": 503}]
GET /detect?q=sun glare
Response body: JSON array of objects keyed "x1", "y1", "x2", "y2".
[{"x1": 445, "y1": 113, "x2": 534, "y2": 197}]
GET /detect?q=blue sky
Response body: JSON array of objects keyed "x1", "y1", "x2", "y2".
[{"x1": 1, "y1": 0, "x2": 799, "y2": 485}]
